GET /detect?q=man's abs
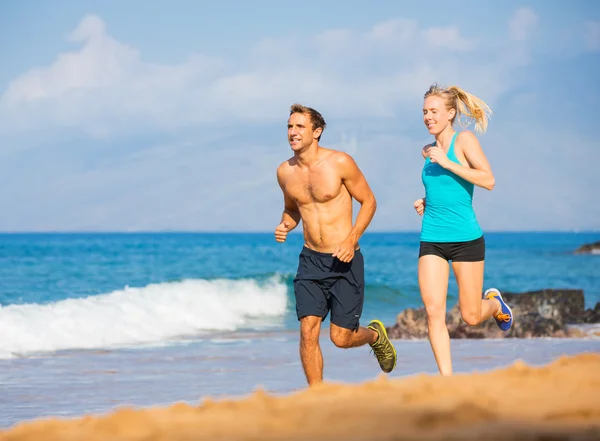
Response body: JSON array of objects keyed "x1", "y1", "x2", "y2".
[
  {"x1": 280, "y1": 158, "x2": 355, "y2": 252},
  {"x1": 298, "y1": 204, "x2": 354, "y2": 253}
]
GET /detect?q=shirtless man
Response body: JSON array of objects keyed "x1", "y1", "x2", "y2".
[{"x1": 274, "y1": 103, "x2": 397, "y2": 386}]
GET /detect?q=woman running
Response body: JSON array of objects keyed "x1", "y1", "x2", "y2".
[{"x1": 414, "y1": 83, "x2": 514, "y2": 375}]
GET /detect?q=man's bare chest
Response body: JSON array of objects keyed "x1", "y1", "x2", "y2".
[{"x1": 285, "y1": 173, "x2": 342, "y2": 204}]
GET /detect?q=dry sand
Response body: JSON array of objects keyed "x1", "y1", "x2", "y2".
[{"x1": 1, "y1": 353, "x2": 599, "y2": 441}]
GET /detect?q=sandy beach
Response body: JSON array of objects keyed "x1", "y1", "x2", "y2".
[{"x1": 1, "y1": 350, "x2": 599, "y2": 441}]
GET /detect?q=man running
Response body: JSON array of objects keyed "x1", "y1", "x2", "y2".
[{"x1": 274, "y1": 103, "x2": 397, "y2": 386}]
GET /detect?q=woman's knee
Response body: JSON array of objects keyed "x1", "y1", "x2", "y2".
[
  {"x1": 425, "y1": 303, "x2": 447, "y2": 325},
  {"x1": 460, "y1": 310, "x2": 481, "y2": 326}
]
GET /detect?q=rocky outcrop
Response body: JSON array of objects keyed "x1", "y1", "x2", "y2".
[
  {"x1": 387, "y1": 289, "x2": 600, "y2": 339},
  {"x1": 574, "y1": 241, "x2": 600, "y2": 254}
]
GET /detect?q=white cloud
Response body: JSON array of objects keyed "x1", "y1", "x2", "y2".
[
  {"x1": 584, "y1": 21, "x2": 600, "y2": 51},
  {"x1": 0, "y1": 134, "x2": 285, "y2": 231},
  {"x1": 6, "y1": 8, "x2": 592, "y2": 232},
  {"x1": 2, "y1": 16, "x2": 136, "y2": 105},
  {"x1": 367, "y1": 18, "x2": 418, "y2": 45},
  {"x1": 0, "y1": 13, "x2": 528, "y2": 139},
  {"x1": 509, "y1": 7, "x2": 538, "y2": 41},
  {"x1": 479, "y1": 122, "x2": 600, "y2": 231},
  {"x1": 2, "y1": 113, "x2": 597, "y2": 232},
  {"x1": 424, "y1": 27, "x2": 475, "y2": 51}
]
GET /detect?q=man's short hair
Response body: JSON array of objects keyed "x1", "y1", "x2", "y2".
[{"x1": 290, "y1": 104, "x2": 326, "y2": 140}]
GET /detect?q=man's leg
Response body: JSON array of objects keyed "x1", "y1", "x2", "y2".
[
  {"x1": 329, "y1": 321, "x2": 397, "y2": 374},
  {"x1": 328, "y1": 250, "x2": 397, "y2": 373},
  {"x1": 299, "y1": 315, "x2": 324, "y2": 385},
  {"x1": 294, "y1": 274, "x2": 328, "y2": 386},
  {"x1": 329, "y1": 249, "x2": 373, "y2": 349},
  {"x1": 329, "y1": 322, "x2": 377, "y2": 348}
]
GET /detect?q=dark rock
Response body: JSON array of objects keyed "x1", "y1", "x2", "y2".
[
  {"x1": 582, "y1": 302, "x2": 600, "y2": 324},
  {"x1": 501, "y1": 289, "x2": 584, "y2": 324},
  {"x1": 513, "y1": 312, "x2": 566, "y2": 338},
  {"x1": 387, "y1": 288, "x2": 599, "y2": 339},
  {"x1": 574, "y1": 241, "x2": 600, "y2": 254},
  {"x1": 389, "y1": 307, "x2": 428, "y2": 339}
]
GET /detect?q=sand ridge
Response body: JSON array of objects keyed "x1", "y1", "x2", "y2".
[{"x1": 2, "y1": 353, "x2": 600, "y2": 441}]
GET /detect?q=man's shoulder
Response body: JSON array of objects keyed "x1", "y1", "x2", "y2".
[
  {"x1": 321, "y1": 148, "x2": 355, "y2": 166},
  {"x1": 277, "y1": 157, "x2": 296, "y2": 178},
  {"x1": 277, "y1": 156, "x2": 295, "y2": 169}
]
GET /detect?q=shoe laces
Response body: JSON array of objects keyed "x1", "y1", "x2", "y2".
[
  {"x1": 488, "y1": 294, "x2": 511, "y2": 322},
  {"x1": 371, "y1": 338, "x2": 393, "y2": 360},
  {"x1": 495, "y1": 312, "x2": 511, "y2": 322}
]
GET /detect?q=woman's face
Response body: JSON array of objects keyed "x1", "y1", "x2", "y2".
[{"x1": 423, "y1": 95, "x2": 454, "y2": 135}]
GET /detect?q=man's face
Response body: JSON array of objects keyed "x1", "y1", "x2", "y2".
[{"x1": 287, "y1": 112, "x2": 321, "y2": 151}]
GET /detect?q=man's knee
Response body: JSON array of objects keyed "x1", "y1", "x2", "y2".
[
  {"x1": 329, "y1": 326, "x2": 354, "y2": 348},
  {"x1": 300, "y1": 316, "x2": 322, "y2": 344}
]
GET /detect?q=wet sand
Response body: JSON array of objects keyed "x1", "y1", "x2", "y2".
[
  {"x1": 2, "y1": 332, "x2": 599, "y2": 428},
  {"x1": 1, "y1": 352, "x2": 599, "y2": 441}
]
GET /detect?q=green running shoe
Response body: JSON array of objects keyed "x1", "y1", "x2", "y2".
[{"x1": 367, "y1": 319, "x2": 397, "y2": 374}]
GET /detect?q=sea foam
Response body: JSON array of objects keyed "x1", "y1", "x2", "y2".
[{"x1": 0, "y1": 276, "x2": 288, "y2": 358}]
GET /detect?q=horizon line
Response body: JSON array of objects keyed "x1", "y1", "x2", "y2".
[{"x1": 0, "y1": 230, "x2": 598, "y2": 235}]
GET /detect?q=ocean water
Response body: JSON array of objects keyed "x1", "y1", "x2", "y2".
[
  {"x1": 0, "y1": 231, "x2": 599, "y2": 358},
  {"x1": 0, "y1": 231, "x2": 599, "y2": 428}
]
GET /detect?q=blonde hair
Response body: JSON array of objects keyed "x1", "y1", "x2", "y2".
[{"x1": 424, "y1": 84, "x2": 492, "y2": 133}]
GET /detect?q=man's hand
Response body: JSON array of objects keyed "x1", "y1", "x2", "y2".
[
  {"x1": 332, "y1": 238, "x2": 357, "y2": 263},
  {"x1": 274, "y1": 221, "x2": 291, "y2": 243},
  {"x1": 413, "y1": 198, "x2": 425, "y2": 216}
]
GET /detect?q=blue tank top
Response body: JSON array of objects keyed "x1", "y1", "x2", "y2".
[{"x1": 420, "y1": 132, "x2": 483, "y2": 242}]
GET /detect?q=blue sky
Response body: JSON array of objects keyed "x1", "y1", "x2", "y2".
[{"x1": 0, "y1": 1, "x2": 599, "y2": 232}]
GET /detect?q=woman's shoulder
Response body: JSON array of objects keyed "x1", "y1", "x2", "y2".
[
  {"x1": 454, "y1": 130, "x2": 480, "y2": 152},
  {"x1": 455, "y1": 130, "x2": 478, "y2": 143}
]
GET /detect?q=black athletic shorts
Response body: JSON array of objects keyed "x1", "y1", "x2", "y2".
[
  {"x1": 293, "y1": 246, "x2": 365, "y2": 331},
  {"x1": 419, "y1": 235, "x2": 485, "y2": 262}
]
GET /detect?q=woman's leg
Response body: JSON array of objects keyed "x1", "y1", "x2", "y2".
[
  {"x1": 451, "y1": 260, "x2": 499, "y2": 326},
  {"x1": 418, "y1": 254, "x2": 452, "y2": 375}
]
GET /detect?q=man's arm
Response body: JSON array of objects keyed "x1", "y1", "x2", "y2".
[
  {"x1": 336, "y1": 152, "x2": 377, "y2": 246},
  {"x1": 277, "y1": 166, "x2": 301, "y2": 230},
  {"x1": 280, "y1": 192, "x2": 301, "y2": 230}
]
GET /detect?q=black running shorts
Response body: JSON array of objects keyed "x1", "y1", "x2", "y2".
[
  {"x1": 419, "y1": 235, "x2": 485, "y2": 262},
  {"x1": 293, "y1": 246, "x2": 365, "y2": 331}
]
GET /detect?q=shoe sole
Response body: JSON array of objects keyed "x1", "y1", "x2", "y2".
[
  {"x1": 369, "y1": 319, "x2": 397, "y2": 371},
  {"x1": 485, "y1": 288, "x2": 514, "y2": 330}
]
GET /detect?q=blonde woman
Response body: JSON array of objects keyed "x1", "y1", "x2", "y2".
[{"x1": 414, "y1": 84, "x2": 513, "y2": 375}]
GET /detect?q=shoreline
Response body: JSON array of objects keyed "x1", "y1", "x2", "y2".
[
  {"x1": 1, "y1": 352, "x2": 599, "y2": 440},
  {"x1": 1, "y1": 335, "x2": 599, "y2": 431}
]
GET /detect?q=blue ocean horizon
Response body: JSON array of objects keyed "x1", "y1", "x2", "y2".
[{"x1": 1, "y1": 230, "x2": 598, "y2": 359}]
